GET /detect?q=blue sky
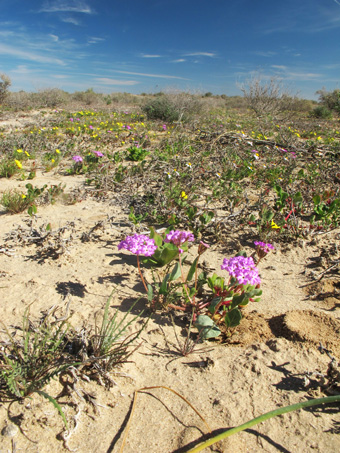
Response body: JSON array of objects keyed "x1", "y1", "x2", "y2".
[{"x1": 0, "y1": 0, "x2": 339, "y2": 99}]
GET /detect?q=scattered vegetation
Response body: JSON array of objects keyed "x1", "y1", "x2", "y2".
[{"x1": 0, "y1": 84, "x2": 339, "y2": 447}]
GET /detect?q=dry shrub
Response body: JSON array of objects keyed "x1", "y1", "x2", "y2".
[
  {"x1": 240, "y1": 76, "x2": 299, "y2": 119},
  {"x1": 0, "y1": 73, "x2": 11, "y2": 104}
]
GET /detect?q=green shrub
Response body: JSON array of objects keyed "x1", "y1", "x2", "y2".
[
  {"x1": 316, "y1": 88, "x2": 340, "y2": 114},
  {"x1": 311, "y1": 105, "x2": 333, "y2": 119},
  {"x1": 142, "y1": 91, "x2": 201, "y2": 123},
  {"x1": 142, "y1": 96, "x2": 181, "y2": 122}
]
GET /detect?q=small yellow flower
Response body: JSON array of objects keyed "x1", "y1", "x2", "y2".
[
  {"x1": 25, "y1": 151, "x2": 30, "y2": 157},
  {"x1": 271, "y1": 220, "x2": 280, "y2": 229},
  {"x1": 56, "y1": 149, "x2": 60, "y2": 154},
  {"x1": 181, "y1": 191, "x2": 188, "y2": 200},
  {"x1": 16, "y1": 149, "x2": 23, "y2": 153},
  {"x1": 21, "y1": 194, "x2": 26, "y2": 199},
  {"x1": 15, "y1": 160, "x2": 22, "y2": 169},
  {"x1": 121, "y1": 141, "x2": 125, "y2": 145},
  {"x1": 51, "y1": 159, "x2": 55, "y2": 163}
]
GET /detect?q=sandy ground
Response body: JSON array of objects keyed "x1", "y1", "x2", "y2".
[{"x1": 1, "y1": 143, "x2": 340, "y2": 452}]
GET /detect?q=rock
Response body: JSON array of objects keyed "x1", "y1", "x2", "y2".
[{"x1": 1, "y1": 423, "x2": 19, "y2": 438}]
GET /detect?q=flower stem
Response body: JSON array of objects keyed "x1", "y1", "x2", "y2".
[
  {"x1": 137, "y1": 255, "x2": 148, "y2": 293},
  {"x1": 186, "y1": 394, "x2": 340, "y2": 452},
  {"x1": 178, "y1": 252, "x2": 193, "y2": 304}
]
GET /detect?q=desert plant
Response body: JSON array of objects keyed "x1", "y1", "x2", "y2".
[
  {"x1": 0, "y1": 308, "x2": 73, "y2": 427},
  {"x1": 316, "y1": 88, "x2": 340, "y2": 115},
  {"x1": 72, "y1": 292, "x2": 148, "y2": 385},
  {"x1": 1, "y1": 183, "x2": 47, "y2": 215},
  {"x1": 240, "y1": 75, "x2": 298, "y2": 119},
  {"x1": 142, "y1": 91, "x2": 201, "y2": 123},
  {"x1": 0, "y1": 73, "x2": 11, "y2": 104},
  {"x1": 0, "y1": 159, "x2": 21, "y2": 178},
  {"x1": 311, "y1": 105, "x2": 333, "y2": 119}
]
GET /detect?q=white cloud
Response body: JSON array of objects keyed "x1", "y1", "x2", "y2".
[
  {"x1": 88, "y1": 37, "x2": 105, "y2": 44},
  {"x1": 62, "y1": 17, "x2": 81, "y2": 25},
  {"x1": 272, "y1": 65, "x2": 287, "y2": 70},
  {"x1": 11, "y1": 65, "x2": 31, "y2": 74},
  {"x1": 49, "y1": 34, "x2": 59, "y2": 42},
  {"x1": 113, "y1": 70, "x2": 189, "y2": 80},
  {"x1": 140, "y1": 54, "x2": 162, "y2": 58},
  {"x1": 40, "y1": 1, "x2": 94, "y2": 14},
  {"x1": 52, "y1": 74, "x2": 69, "y2": 79},
  {"x1": 253, "y1": 51, "x2": 277, "y2": 57},
  {"x1": 96, "y1": 78, "x2": 139, "y2": 86},
  {"x1": 172, "y1": 59, "x2": 186, "y2": 63},
  {"x1": 184, "y1": 52, "x2": 216, "y2": 57},
  {"x1": 0, "y1": 43, "x2": 66, "y2": 66}
]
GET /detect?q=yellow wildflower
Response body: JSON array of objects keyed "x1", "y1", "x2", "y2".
[
  {"x1": 56, "y1": 149, "x2": 60, "y2": 154},
  {"x1": 25, "y1": 151, "x2": 30, "y2": 157},
  {"x1": 15, "y1": 160, "x2": 22, "y2": 169},
  {"x1": 16, "y1": 149, "x2": 23, "y2": 153},
  {"x1": 21, "y1": 194, "x2": 26, "y2": 199},
  {"x1": 271, "y1": 220, "x2": 280, "y2": 229},
  {"x1": 181, "y1": 191, "x2": 188, "y2": 200}
]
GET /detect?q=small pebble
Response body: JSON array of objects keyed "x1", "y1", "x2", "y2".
[{"x1": 1, "y1": 423, "x2": 18, "y2": 438}]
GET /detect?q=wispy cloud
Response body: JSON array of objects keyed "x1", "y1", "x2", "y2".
[
  {"x1": 0, "y1": 43, "x2": 66, "y2": 66},
  {"x1": 140, "y1": 54, "x2": 162, "y2": 58},
  {"x1": 40, "y1": 1, "x2": 94, "y2": 14},
  {"x1": 96, "y1": 78, "x2": 139, "y2": 86},
  {"x1": 62, "y1": 17, "x2": 81, "y2": 25},
  {"x1": 87, "y1": 37, "x2": 105, "y2": 44},
  {"x1": 184, "y1": 52, "x2": 216, "y2": 57},
  {"x1": 171, "y1": 59, "x2": 186, "y2": 63},
  {"x1": 49, "y1": 34, "x2": 59, "y2": 42},
  {"x1": 253, "y1": 51, "x2": 277, "y2": 57},
  {"x1": 112, "y1": 70, "x2": 189, "y2": 80},
  {"x1": 271, "y1": 65, "x2": 322, "y2": 81}
]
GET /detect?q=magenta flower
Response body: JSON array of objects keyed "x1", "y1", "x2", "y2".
[
  {"x1": 94, "y1": 151, "x2": 104, "y2": 157},
  {"x1": 72, "y1": 155, "x2": 83, "y2": 163},
  {"x1": 118, "y1": 234, "x2": 157, "y2": 257},
  {"x1": 164, "y1": 230, "x2": 195, "y2": 248},
  {"x1": 221, "y1": 256, "x2": 261, "y2": 286},
  {"x1": 254, "y1": 241, "x2": 274, "y2": 254}
]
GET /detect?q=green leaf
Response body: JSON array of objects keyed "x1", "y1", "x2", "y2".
[
  {"x1": 27, "y1": 204, "x2": 37, "y2": 216},
  {"x1": 149, "y1": 227, "x2": 164, "y2": 247},
  {"x1": 147, "y1": 284, "x2": 153, "y2": 302},
  {"x1": 159, "y1": 274, "x2": 170, "y2": 295},
  {"x1": 37, "y1": 390, "x2": 68, "y2": 429},
  {"x1": 186, "y1": 257, "x2": 199, "y2": 282},
  {"x1": 194, "y1": 315, "x2": 221, "y2": 339},
  {"x1": 225, "y1": 308, "x2": 242, "y2": 328},
  {"x1": 169, "y1": 262, "x2": 181, "y2": 281},
  {"x1": 313, "y1": 194, "x2": 321, "y2": 206},
  {"x1": 208, "y1": 297, "x2": 222, "y2": 314}
]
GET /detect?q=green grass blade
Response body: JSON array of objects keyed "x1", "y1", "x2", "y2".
[
  {"x1": 37, "y1": 390, "x2": 68, "y2": 430},
  {"x1": 186, "y1": 395, "x2": 340, "y2": 452}
]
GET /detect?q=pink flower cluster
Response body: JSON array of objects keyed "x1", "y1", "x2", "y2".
[
  {"x1": 254, "y1": 241, "x2": 274, "y2": 254},
  {"x1": 221, "y1": 256, "x2": 261, "y2": 286},
  {"x1": 118, "y1": 234, "x2": 157, "y2": 256},
  {"x1": 72, "y1": 155, "x2": 83, "y2": 163},
  {"x1": 165, "y1": 230, "x2": 194, "y2": 246}
]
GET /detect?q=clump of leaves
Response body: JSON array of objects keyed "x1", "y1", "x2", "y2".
[
  {"x1": 0, "y1": 308, "x2": 74, "y2": 428},
  {"x1": 72, "y1": 292, "x2": 148, "y2": 386}
]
